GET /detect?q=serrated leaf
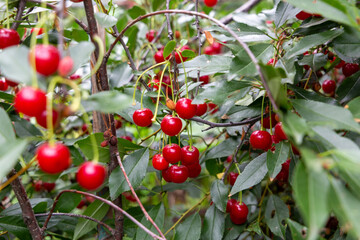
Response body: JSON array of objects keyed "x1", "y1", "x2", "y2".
[
  {"x1": 0, "y1": 139, "x2": 28, "y2": 181},
  {"x1": 286, "y1": 219, "x2": 307, "y2": 240},
  {"x1": 201, "y1": 205, "x2": 225, "y2": 240},
  {"x1": 81, "y1": 91, "x2": 132, "y2": 113},
  {"x1": 275, "y1": 2, "x2": 299, "y2": 27},
  {"x1": 298, "y1": 53, "x2": 328, "y2": 71},
  {"x1": 69, "y1": 41, "x2": 95, "y2": 74},
  {"x1": 230, "y1": 153, "x2": 268, "y2": 195},
  {"x1": 163, "y1": 40, "x2": 176, "y2": 59},
  {"x1": 336, "y1": 71, "x2": 360, "y2": 104},
  {"x1": 174, "y1": 213, "x2": 201, "y2": 240},
  {"x1": 267, "y1": 142, "x2": 290, "y2": 179},
  {"x1": 332, "y1": 27, "x2": 360, "y2": 59},
  {"x1": 94, "y1": 12, "x2": 118, "y2": 28},
  {"x1": 136, "y1": 204, "x2": 164, "y2": 240},
  {"x1": 210, "y1": 180, "x2": 229, "y2": 212},
  {"x1": 264, "y1": 195, "x2": 289, "y2": 238}
]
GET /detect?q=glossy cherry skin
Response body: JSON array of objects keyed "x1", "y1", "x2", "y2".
[
  {"x1": 69, "y1": 74, "x2": 81, "y2": 80},
  {"x1": 29, "y1": 45, "x2": 60, "y2": 76},
  {"x1": 36, "y1": 142, "x2": 71, "y2": 174},
  {"x1": 163, "y1": 143, "x2": 182, "y2": 164},
  {"x1": 199, "y1": 75, "x2": 210, "y2": 85},
  {"x1": 226, "y1": 199, "x2": 237, "y2": 213},
  {"x1": 36, "y1": 109, "x2": 59, "y2": 129},
  {"x1": 14, "y1": 87, "x2": 47, "y2": 117},
  {"x1": 322, "y1": 80, "x2": 336, "y2": 94},
  {"x1": 133, "y1": 108, "x2": 153, "y2": 127},
  {"x1": 161, "y1": 115, "x2": 182, "y2": 136},
  {"x1": 342, "y1": 63, "x2": 359, "y2": 77},
  {"x1": 249, "y1": 130, "x2": 272, "y2": 151},
  {"x1": 169, "y1": 165, "x2": 189, "y2": 183},
  {"x1": 262, "y1": 114, "x2": 278, "y2": 129},
  {"x1": 276, "y1": 159, "x2": 291, "y2": 182},
  {"x1": 274, "y1": 122, "x2": 287, "y2": 141},
  {"x1": 58, "y1": 56, "x2": 74, "y2": 77},
  {"x1": 176, "y1": 98, "x2": 197, "y2": 119},
  {"x1": 42, "y1": 182, "x2": 56, "y2": 192},
  {"x1": 181, "y1": 146, "x2": 200, "y2": 165},
  {"x1": 0, "y1": 79, "x2": 8, "y2": 91},
  {"x1": 228, "y1": 172, "x2": 239, "y2": 186},
  {"x1": 162, "y1": 167, "x2": 173, "y2": 182},
  {"x1": 77, "y1": 162, "x2": 107, "y2": 190},
  {"x1": 230, "y1": 202, "x2": 249, "y2": 225},
  {"x1": 187, "y1": 163, "x2": 201, "y2": 178},
  {"x1": 0, "y1": 29, "x2": 20, "y2": 49},
  {"x1": 154, "y1": 50, "x2": 165, "y2": 63},
  {"x1": 146, "y1": 30, "x2": 156, "y2": 42},
  {"x1": 152, "y1": 154, "x2": 169, "y2": 171},
  {"x1": 296, "y1": 11, "x2": 312, "y2": 20},
  {"x1": 70, "y1": 0, "x2": 83, "y2": 2},
  {"x1": 196, "y1": 103, "x2": 208, "y2": 116},
  {"x1": 204, "y1": 0, "x2": 217, "y2": 7},
  {"x1": 34, "y1": 181, "x2": 43, "y2": 192}
]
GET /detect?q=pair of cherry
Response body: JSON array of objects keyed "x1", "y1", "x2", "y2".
[
  {"x1": 250, "y1": 121, "x2": 287, "y2": 151},
  {"x1": 33, "y1": 180, "x2": 56, "y2": 192},
  {"x1": 154, "y1": 45, "x2": 193, "y2": 64},
  {"x1": 204, "y1": 42, "x2": 222, "y2": 55},
  {"x1": 227, "y1": 199, "x2": 249, "y2": 225}
]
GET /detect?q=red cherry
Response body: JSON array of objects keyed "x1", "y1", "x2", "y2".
[
  {"x1": 230, "y1": 202, "x2": 249, "y2": 225},
  {"x1": 211, "y1": 42, "x2": 222, "y2": 54},
  {"x1": 30, "y1": 28, "x2": 44, "y2": 35},
  {"x1": 187, "y1": 163, "x2": 201, "y2": 178},
  {"x1": 133, "y1": 108, "x2": 153, "y2": 127},
  {"x1": 34, "y1": 180, "x2": 43, "y2": 192},
  {"x1": 0, "y1": 29, "x2": 20, "y2": 49},
  {"x1": 342, "y1": 63, "x2": 359, "y2": 77},
  {"x1": 262, "y1": 114, "x2": 278, "y2": 129},
  {"x1": 152, "y1": 154, "x2": 169, "y2": 171},
  {"x1": 226, "y1": 199, "x2": 237, "y2": 213},
  {"x1": 69, "y1": 74, "x2": 81, "y2": 80},
  {"x1": 115, "y1": 119, "x2": 122, "y2": 129},
  {"x1": 162, "y1": 167, "x2": 173, "y2": 182},
  {"x1": 174, "y1": 51, "x2": 182, "y2": 64},
  {"x1": 228, "y1": 172, "x2": 239, "y2": 186},
  {"x1": 148, "y1": 79, "x2": 161, "y2": 90},
  {"x1": 77, "y1": 162, "x2": 107, "y2": 190},
  {"x1": 204, "y1": 0, "x2": 217, "y2": 7},
  {"x1": 181, "y1": 146, "x2": 199, "y2": 165},
  {"x1": 58, "y1": 56, "x2": 74, "y2": 77},
  {"x1": 274, "y1": 122, "x2": 287, "y2": 141},
  {"x1": 120, "y1": 136, "x2": 133, "y2": 142},
  {"x1": 291, "y1": 144, "x2": 300, "y2": 155},
  {"x1": 276, "y1": 159, "x2": 291, "y2": 182},
  {"x1": 81, "y1": 124, "x2": 89, "y2": 134},
  {"x1": 250, "y1": 130, "x2": 272, "y2": 151},
  {"x1": 204, "y1": 46, "x2": 215, "y2": 55},
  {"x1": 35, "y1": 109, "x2": 59, "y2": 129},
  {"x1": 334, "y1": 60, "x2": 345, "y2": 69},
  {"x1": 14, "y1": 87, "x2": 47, "y2": 117},
  {"x1": 226, "y1": 155, "x2": 232, "y2": 163},
  {"x1": 271, "y1": 134, "x2": 280, "y2": 145},
  {"x1": 0, "y1": 79, "x2": 8, "y2": 91},
  {"x1": 42, "y1": 182, "x2": 56, "y2": 192},
  {"x1": 77, "y1": 199, "x2": 86, "y2": 209},
  {"x1": 208, "y1": 103, "x2": 218, "y2": 114},
  {"x1": 70, "y1": 0, "x2": 83, "y2": 2},
  {"x1": 146, "y1": 30, "x2": 156, "y2": 42},
  {"x1": 322, "y1": 80, "x2": 336, "y2": 94},
  {"x1": 29, "y1": 44, "x2": 60, "y2": 76},
  {"x1": 154, "y1": 50, "x2": 165, "y2": 63},
  {"x1": 161, "y1": 115, "x2": 182, "y2": 136},
  {"x1": 175, "y1": 30, "x2": 181, "y2": 39},
  {"x1": 5, "y1": 79, "x2": 18, "y2": 87},
  {"x1": 199, "y1": 75, "x2": 210, "y2": 85},
  {"x1": 169, "y1": 165, "x2": 188, "y2": 183},
  {"x1": 163, "y1": 144, "x2": 182, "y2": 164},
  {"x1": 122, "y1": 192, "x2": 137, "y2": 202},
  {"x1": 196, "y1": 103, "x2": 207, "y2": 116},
  {"x1": 267, "y1": 58, "x2": 276, "y2": 65},
  {"x1": 296, "y1": 11, "x2": 312, "y2": 20},
  {"x1": 36, "y1": 142, "x2": 72, "y2": 174},
  {"x1": 175, "y1": 98, "x2": 197, "y2": 119}
]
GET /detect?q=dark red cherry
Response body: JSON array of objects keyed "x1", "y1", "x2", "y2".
[
  {"x1": 163, "y1": 144, "x2": 182, "y2": 164},
  {"x1": 133, "y1": 108, "x2": 153, "y2": 127},
  {"x1": 322, "y1": 80, "x2": 336, "y2": 94},
  {"x1": 175, "y1": 98, "x2": 197, "y2": 119},
  {"x1": 69, "y1": 74, "x2": 81, "y2": 81},
  {"x1": 0, "y1": 29, "x2": 20, "y2": 49},
  {"x1": 42, "y1": 182, "x2": 56, "y2": 192},
  {"x1": 77, "y1": 162, "x2": 107, "y2": 190},
  {"x1": 161, "y1": 115, "x2": 182, "y2": 136},
  {"x1": 211, "y1": 42, "x2": 222, "y2": 54},
  {"x1": 262, "y1": 113, "x2": 278, "y2": 129},
  {"x1": 226, "y1": 155, "x2": 232, "y2": 163},
  {"x1": 276, "y1": 159, "x2": 291, "y2": 182},
  {"x1": 204, "y1": 0, "x2": 217, "y2": 7},
  {"x1": 0, "y1": 79, "x2": 8, "y2": 91},
  {"x1": 228, "y1": 172, "x2": 239, "y2": 186},
  {"x1": 296, "y1": 11, "x2": 312, "y2": 20},
  {"x1": 196, "y1": 103, "x2": 207, "y2": 116},
  {"x1": 14, "y1": 87, "x2": 47, "y2": 117},
  {"x1": 34, "y1": 180, "x2": 43, "y2": 192},
  {"x1": 249, "y1": 130, "x2": 272, "y2": 151},
  {"x1": 169, "y1": 165, "x2": 189, "y2": 183},
  {"x1": 35, "y1": 109, "x2": 59, "y2": 129},
  {"x1": 274, "y1": 122, "x2": 287, "y2": 141},
  {"x1": 230, "y1": 202, "x2": 249, "y2": 225},
  {"x1": 271, "y1": 134, "x2": 280, "y2": 145},
  {"x1": 162, "y1": 167, "x2": 173, "y2": 182},
  {"x1": 152, "y1": 154, "x2": 169, "y2": 171},
  {"x1": 199, "y1": 75, "x2": 209, "y2": 85},
  {"x1": 187, "y1": 163, "x2": 201, "y2": 178},
  {"x1": 36, "y1": 142, "x2": 72, "y2": 174},
  {"x1": 334, "y1": 59, "x2": 345, "y2": 69},
  {"x1": 29, "y1": 44, "x2": 60, "y2": 76},
  {"x1": 181, "y1": 146, "x2": 200, "y2": 165},
  {"x1": 115, "y1": 119, "x2": 122, "y2": 129},
  {"x1": 154, "y1": 50, "x2": 165, "y2": 63},
  {"x1": 226, "y1": 199, "x2": 237, "y2": 213},
  {"x1": 342, "y1": 63, "x2": 359, "y2": 77},
  {"x1": 146, "y1": 30, "x2": 156, "y2": 42},
  {"x1": 291, "y1": 144, "x2": 300, "y2": 155}
]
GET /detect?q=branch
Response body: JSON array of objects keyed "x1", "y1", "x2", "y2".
[
  {"x1": 165, "y1": 0, "x2": 174, "y2": 40},
  {"x1": 11, "y1": 0, "x2": 26, "y2": 30},
  {"x1": 194, "y1": 0, "x2": 202, "y2": 96},
  {"x1": 190, "y1": 115, "x2": 261, "y2": 131}
]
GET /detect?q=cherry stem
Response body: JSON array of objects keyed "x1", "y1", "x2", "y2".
[
  {"x1": 168, "y1": 65, "x2": 175, "y2": 101},
  {"x1": 260, "y1": 92, "x2": 266, "y2": 131},
  {"x1": 5, "y1": 0, "x2": 9, "y2": 28},
  {"x1": 188, "y1": 121, "x2": 193, "y2": 150},
  {"x1": 80, "y1": 107, "x2": 100, "y2": 164},
  {"x1": 304, "y1": 69, "x2": 313, "y2": 90},
  {"x1": 257, "y1": 180, "x2": 269, "y2": 223},
  {"x1": 140, "y1": 89, "x2": 145, "y2": 109},
  {"x1": 140, "y1": 128, "x2": 161, "y2": 144},
  {"x1": 151, "y1": 63, "x2": 169, "y2": 122},
  {"x1": 235, "y1": 164, "x2": 242, "y2": 204}
]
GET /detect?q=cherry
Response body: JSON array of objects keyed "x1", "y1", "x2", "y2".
[
  {"x1": 208, "y1": 103, "x2": 218, "y2": 114},
  {"x1": 36, "y1": 142, "x2": 72, "y2": 174},
  {"x1": 249, "y1": 130, "x2": 272, "y2": 151},
  {"x1": 175, "y1": 30, "x2": 181, "y2": 39},
  {"x1": 42, "y1": 182, "x2": 56, "y2": 192},
  {"x1": 228, "y1": 172, "x2": 239, "y2": 186},
  {"x1": 226, "y1": 155, "x2": 232, "y2": 163},
  {"x1": 175, "y1": 98, "x2": 197, "y2": 119},
  {"x1": 148, "y1": 79, "x2": 160, "y2": 90},
  {"x1": 230, "y1": 202, "x2": 249, "y2": 225},
  {"x1": 70, "y1": 0, "x2": 83, "y2": 2},
  {"x1": 174, "y1": 51, "x2": 183, "y2": 64},
  {"x1": 14, "y1": 87, "x2": 47, "y2": 117},
  {"x1": 226, "y1": 199, "x2": 237, "y2": 213},
  {"x1": 291, "y1": 144, "x2": 300, "y2": 155},
  {"x1": 122, "y1": 192, "x2": 137, "y2": 202},
  {"x1": 36, "y1": 109, "x2": 59, "y2": 129},
  {"x1": 154, "y1": 50, "x2": 165, "y2": 63},
  {"x1": 204, "y1": 46, "x2": 215, "y2": 55},
  {"x1": 81, "y1": 124, "x2": 89, "y2": 134},
  {"x1": 334, "y1": 59, "x2": 345, "y2": 69},
  {"x1": 163, "y1": 143, "x2": 182, "y2": 164},
  {"x1": 5, "y1": 79, "x2": 18, "y2": 87},
  {"x1": 146, "y1": 30, "x2": 156, "y2": 42},
  {"x1": 120, "y1": 136, "x2": 133, "y2": 142},
  {"x1": 187, "y1": 163, "x2": 201, "y2": 178},
  {"x1": 267, "y1": 58, "x2": 276, "y2": 65},
  {"x1": 342, "y1": 63, "x2": 359, "y2": 77},
  {"x1": 271, "y1": 134, "x2": 280, "y2": 145},
  {"x1": 204, "y1": 0, "x2": 217, "y2": 7},
  {"x1": 162, "y1": 167, "x2": 173, "y2": 182},
  {"x1": 34, "y1": 181, "x2": 43, "y2": 192},
  {"x1": 29, "y1": 44, "x2": 60, "y2": 76},
  {"x1": 181, "y1": 146, "x2": 200, "y2": 165},
  {"x1": 296, "y1": 11, "x2": 312, "y2": 20},
  {"x1": 133, "y1": 108, "x2": 153, "y2": 127},
  {"x1": 211, "y1": 42, "x2": 222, "y2": 54},
  {"x1": 196, "y1": 103, "x2": 208, "y2": 116},
  {"x1": 276, "y1": 159, "x2": 290, "y2": 182},
  {"x1": 322, "y1": 80, "x2": 336, "y2": 94},
  {"x1": 161, "y1": 115, "x2": 182, "y2": 136},
  {"x1": 262, "y1": 114, "x2": 278, "y2": 129},
  {"x1": 77, "y1": 199, "x2": 86, "y2": 209},
  {"x1": 199, "y1": 75, "x2": 210, "y2": 85},
  {"x1": 274, "y1": 122, "x2": 287, "y2": 141},
  {"x1": 152, "y1": 154, "x2": 169, "y2": 171},
  {"x1": 0, "y1": 79, "x2": 8, "y2": 91},
  {"x1": 30, "y1": 28, "x2": 44, "y2": 35},
  {"x1": 77, "y1": 162, "x2": 107, "y2": 190},
  {"x1": 0, "y1": 29, "x2": 20, "y2": 49},
  {"x1": 169, "y1": 165, "x2": 188, "y2": 183},
  {"x1": 69, "y1": 74, "x2": 81, "y2": 80},
  {"x1": 115, "y1": 119, "x2": 122, "y2": 129},
  {"x1": 58, "y1": 56, "x2": 74, "y2": 77}
]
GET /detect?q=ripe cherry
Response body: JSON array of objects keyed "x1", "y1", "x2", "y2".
[
  {"x1": 29, "y1": 44, "x2": 60, "y2": 76},
  {"x1": 176, "y1": 98, "x2": 197, "y2": 119},
  {"x1": 196, "y1": 103, "x2": 207, "y2": 116},
  {"x1": 133, "y1": 108, "x2": 153, "y2": 127},
  {"x1": 249, "y1": 130, "x2": 272, "y2": 151},
  {"x1": 162, "y1": 167, "x2": 173, "y2": 182},
  {"x1": 0, "y1": 29, "x2": 20, "y2": 49},
  {"x1": 204, "y1": 0, "x2": 217, "y2": 7},
  {"x1": 181, "y1": 146, "x2": 200, "y2": 165},
  {"x1": 204, "y1": 46, "x2": 215, "y2": 55},
  {"x1": 228, "y1": 172, "x2": 239, "y2": 186},
  {"x1": 230, "y1": 202, "x2": 249, "y2": 225},
  {"x1": 30, "y1": 28, "x2": 44, "y2": 35},
  {"x1": 0, "y1": 79, "x2": 8, "y2": 91},
  {"x1": 267, "y1": 58, "x2": 276, "y2": 65},
  {"x1": 122, "y1": 192, "x2": 137, "y2": 202},
  {"x1": 34, "y1": 180, "x2": 43, "y2": 192},
  {"x1": 276, "y1": 159, "x2": 291, "y2": 182},
  {"x1": 274, "y1": 122, "x2": 287, "y2": 141},
  {"x1": 199, "y1": 75, "x2": 210, "y2": 85},
  {"x1": 226, "y1": 155, "x2": 232, "y2": 163},
  {"x1": 226, "y1": 199, "x2": 237, "y2": 213},
  {"x1": 69, "y1": 74, "x2": 81, "y2": 81},
  {"x1": 187, "y1": 163, "x2": 201, "y2": 178},
  {"x1": 296, "y1": 11, "x2": 312, "y2": 20},
  {"x1": 152, "y1": 154, "x2": 169, "y2": 171},
  {"x1": 77, "y1": 162, "x2": 107, "y2": 190},
  {"x1": 36, "y1": 142, "x2": 71, "y2": 174},
  {"x1": 161, "y1": 115, "x2": 182, "y2": 136},
  {"x1": 42, "y1": 182, "x2": 56, "y2": 192},
  {"x1": 342, "y1": 63, "x2": 359, "y2": 77},
  {"x1": 115, "y1": 119, "x2": 122, "y2": 129},
  {"x1": 58, "y1": 56, "x2": 74, "y2": 77},
  {"x1": 163, "y1": 144, "x2": 182, "y2": 164},
  {"x1": 154, "y1": 50, "x2": 165, "y2": 63},
  {"x1": 169, "y1": 165, "x2": 189, "y2": 183},
  {"x1": 82, "y1": 124, "x2": 89, "y2": 134},
  {"x1": 146, "y1": 30, "x2": 156, "y2": 42},
  {"x1": 208, "y1": 103, "x2": 218, "y2": 114},
  {"x1": 36, "y1": 109, "x2": 59, "y2": 129},
  {"x1": 70, "y1": 0, "x2": 83, "y2": 2},
  {"x1": 5, "y1": 79, "x2": 18, "y2": 87},
  {"x1": 211, "y1": 42, "x2": 222, "y2": 54},
  {"x1": 322, "y1": 80, "x2": 336, "y2": 94},
  {"x1": 262, "y1": 114, "x2": 278, "y2": 129},
  {"x1": 148, "y1": 79, "x2": 160, "y2": 90},
  {"x1": 14, "y1": 87, "x2": 47, "y2": 117},
  {"x1": 120, "y1": 136, "x2": 133, "y2": 142}
]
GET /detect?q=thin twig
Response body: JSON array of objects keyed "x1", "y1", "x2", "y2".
[
  {"x1": 194, "y1": 0, "x2": 202, "y2": 96},
  {"x1": 190, "y1": 115, "x2": 261, "y2": 131},
  {"x1": 165, "y1": 0, "x2": 174, "y2": 40},
  {"x1": 11, "y1": 0, "x2": 26, "y2": 30}
]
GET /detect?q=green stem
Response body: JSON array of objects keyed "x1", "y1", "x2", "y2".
[
  {"x1": 189, "y1": 121, "x2": 193, "y2": 149},
  {"x1": 260, "y1": 92, "x2": 266, "y2": 131},
  {"x1": 81, "y1": 107, "x2": 100, "y2": 163},
  {"x1": 151, "y1": 63, "x2": 169, "y2": 122},
  {"x1": 140, "y1": 89, "x2": 146, "y2": 109}
]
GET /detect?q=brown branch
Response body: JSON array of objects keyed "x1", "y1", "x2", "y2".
[
  {"x1": 165, "y1": 0, "x2": 174, "y2": 40},
  {"x1": 190, "y1": 115, "x2": 261, "y2": 131},
  {"x1": 7, "y1": 170, "x2": 43, "y2": 239},
  {"x1": 11, "y1": 0, "x2": 27, "y2": 30}
]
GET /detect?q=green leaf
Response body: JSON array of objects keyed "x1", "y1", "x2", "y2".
[
  {"x1": 282, "y1": 111, "x2": 309, "y2": 144},
  {"x1": 347, "y1": 96, "x2": 360, "y2": 118},
  {"x1": 330, "y1": 150, "x2": 360, "y2": 173},
  {"x1": 76, "y1": 133, "x2": 112, "y2": 162},
  {"x1": 312, "y1": 126, "x2": 359, "y2": 150},
  {"x1": 267, "y1": 142, "x2": 290, "y2": 179},
  {"x1": 69, "y1": 41, "x2": 95, "y2": 74},
  {"x1": 125, "y1": 27, "x2": 139, "y2": 57},
  {"x1": 0, "y1": 216, "x2": 31, "y2": 240},
  {"x1": 136, "y1": 204, "x2": 164, "y2": 240},
  {"x1": 181, "y1": 49, "x2": 196, "y2": 58},
  {"x1": 109, "y1": 62, "x2": 133, "y2": 88},
  {"x1": 230, "y1": 153, "x2": 268, "y2": 195},
  {"x1": 54, "y1": 192, "x2": 82, "y2": 213},
  {"x1": 286, "y1": 219, "x2": 307, "y2": 240},
  {"x1": 332, "y1": 27, "x2": 360, "y2": 59},
  {"x1": 298, "y1": 53, "x2": 328, "y2": 71},
  {"x1": 73, "y1": 199, "x2": 110, "y2": 240},
  {"x1": 205, "y1": 139, "x2": 238, "y2": 160},
  {"x1": 163, "y1": 40, "x2": 176, "y2": 59},
  {"x1": 109, "y1": 148, "x2": 149, "y2": 200},
  {"x1": 210, "y1": 180, "x2": 229, "y2": 212},
  {"x1": 94, "y1": 12, "x2": 118, "y2": 28},
  {"x1": 289, "y1": 85, "x2": 339, "y2": 105},
  {"x1": 152, "y1": 0, "x2": 164, "y2": 11},
  {"x1": 0, "y1": 139, "x2": 28, "y2": 181},
  {"x1": 201, "y1": 205, "x2": 225, "y2": 240},
  {"x1": 275, "y1": 2, "x2": 299, "y2": 27},
  {"x1": 1, "y1": 198, "x2": 53, "y2": 216},
  {"x1": 0, "y1": 108, "x2": 15, "y2": 143},
  {"x1": 81, "y1": 91, "x2": 132, "y2": 113},
  {"x1": 0, "y1": 91, "x2": 14, "y2": 102},
  {"x1": 336, "y1": 71, "x2": 360, "y2": 104},
  {"x1": 13, "y1": 118, "x2": 42, "y2": 138},
  {"x1": 264, "y1": 195, "x2": 290, "y2": 238},
  {"x1": 292, "y1": 99, "x2": 360, "y2": 133},
  {"x1": 174, "y1": 213, "x2": 201, "y2": 240},
  {"x1": 128, "y1": 6, "x2": 147, "y2": 21}
]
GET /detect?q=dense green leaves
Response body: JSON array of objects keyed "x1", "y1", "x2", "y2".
[
  {"x1": 163, "y1": 40, "x2": 176, "y2": 59},
  {"x1": 136, "y1": 204, "x2": 164, "y2": 240},
  {"x1": 275, "y1": 2, "x2": 299, "y2": 27},
  {"x1": 174, "y1": 213, "x2": 201, "y2": 240},
  {"x1": 267, "y1": 142, "x2": 290, "y2": 179},
  {"x1": 210, "y1": 180, "x2": 229, "y2": 212},
  {"x1": 201, "y1": 205, "x2": 225, "y2": 240},
  {"x1": 336, "y1": 72, "x2": 360, "y2": 104},
  {"x1": 0, "y1": 216, "x2": 31, "y2": 240}
]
